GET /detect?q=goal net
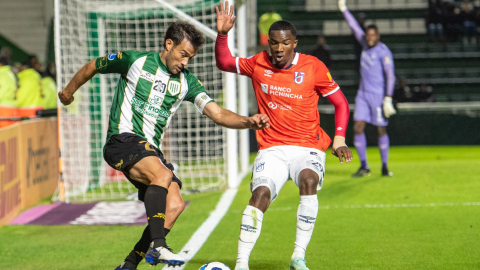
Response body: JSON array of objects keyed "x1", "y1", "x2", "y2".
[{"x1": 54, "y1": 0, "x2": 232, "y2": 202}]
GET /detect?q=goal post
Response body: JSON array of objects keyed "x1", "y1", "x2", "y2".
[{"x1": 54, "y1": 0, "x2": 248, "y2": 202}]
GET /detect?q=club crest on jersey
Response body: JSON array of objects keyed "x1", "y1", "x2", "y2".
[
  {"x1": 168, "y1": 81, "x2": 181, "y2": 96},
  {"x1": 261, "y1": 83, "x2": 269, "y2": 94},
  {"x1": 294, "y1": 71, "x2": 305, "y2": 84}
]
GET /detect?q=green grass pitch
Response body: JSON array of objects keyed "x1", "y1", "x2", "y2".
[{"x1": 1, "y1": 146, "x2": 479, "y2": 270}]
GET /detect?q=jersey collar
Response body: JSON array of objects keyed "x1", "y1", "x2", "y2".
[
  {"x1": 156, "y1": 53, "x2": 170, "y2": 74},
  {"x1": 269, "y1": 52, "x2": 299, "y2": 70}
]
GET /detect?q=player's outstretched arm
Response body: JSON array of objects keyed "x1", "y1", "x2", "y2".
[
  {"x1": 203, "y1": 102, "x2": 270, "y2": 130},
  {"x1": 58, "y1": 59, "x2": 98, "y2": 105},
  {"x1": 216, "y1": 1, "x2": 236, "y2": 35},
  {"x1": 338, "y1": 0, "x2": 365, "y2": 44}
]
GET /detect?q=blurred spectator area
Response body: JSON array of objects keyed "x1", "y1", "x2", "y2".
[
  {"x1": 258, "y1": 0, "x2": 480, "y2": 103},
  {"x1": 0, "y1": 0, "x2": 54, "y2": 63}
]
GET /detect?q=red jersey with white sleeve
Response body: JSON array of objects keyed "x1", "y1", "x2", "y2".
[{"x1": 236, "y1": 51, "x2": 339, "y2": 151}]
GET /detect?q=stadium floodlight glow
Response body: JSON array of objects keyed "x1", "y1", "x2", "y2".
[{"x1": 53, "y1": 0, "x2": 245, "y2": 202}]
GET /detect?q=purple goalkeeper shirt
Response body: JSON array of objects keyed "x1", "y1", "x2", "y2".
[{"x1": 343, "y1": 10, "x2": 396, "y2": 97}]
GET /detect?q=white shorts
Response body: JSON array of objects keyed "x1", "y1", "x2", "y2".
[{"x1": 250, "y1": 145, "x2": 326, "y2": 202}]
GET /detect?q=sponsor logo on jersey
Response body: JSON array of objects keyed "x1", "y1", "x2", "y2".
[
  {"x1": 132, "y1": 96, "x2": 170, "y2": 121},
  {"x1": 268, "y1": 85, "x2": 303, "y2": 99},
  {"x1": 148, "y1": 95, "x2": 163, "y2": 106},
  {"x1": 294, "y1": 71, "x2": 305, "y2": 84},
  {"x1": 140, "y1": 70, "x2": 155, "y2": 83},
  {"x1": 268, "y1": 102, "x2": 278, "y2": 110},
  {"x1": 384, "y1": 56, "x2": 391, "y2": 63},
  {"x1": 264, "y1": 69, "x2": 274, "y2": 77},
  {"x1": 153, "y1": 79, "x2": 166, "y2": 93},
  {"x1": 298, "y1": 215, "x2": 316, "y2": 224},
  {"x1": 310, "y1": 151, "x2": 318, "y2": 156},
  {"x1": 168, "y1": 81, "x2": 181, "y2": 96},
  {"x1": 107, "y1": 53, "x2": 118, "y2": 60},
  {"x1": 280, "y1": 104, "x2": 292, "y2": 110},
  {"x1": 260, "y1": 83, "x2": 269, "y2": 94},
  {"x1": 255, "y1": 162, "x2": 265, "y2": 172}
]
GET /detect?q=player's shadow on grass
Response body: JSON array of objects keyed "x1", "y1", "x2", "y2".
[{"x1": 321, "y1": 175, "x2": 383, "y2": 199}]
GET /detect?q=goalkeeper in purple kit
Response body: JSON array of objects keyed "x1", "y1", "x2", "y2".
[{"x1": 338, "y1": 0, "x2": 396, "y2": 177}]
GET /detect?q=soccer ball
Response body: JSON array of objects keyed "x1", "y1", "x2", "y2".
[{"x1": 198, "y1": 262, "x2": 231, "y2": 270}]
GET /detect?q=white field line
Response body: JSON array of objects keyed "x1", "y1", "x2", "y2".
[
  {"x1": 231, "y1": 202, "x2": 480, "y2": 213},
  {"x1": 163, "y1": 169, "x2": 252, "y2": 270}
]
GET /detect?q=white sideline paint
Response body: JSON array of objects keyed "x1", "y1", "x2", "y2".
[
  {"x1": 163, "y1": 169, "x2": 251, "y2": 270},
  {"x1": 230, "y1": 202, "x2": 480, "y2": 213}
]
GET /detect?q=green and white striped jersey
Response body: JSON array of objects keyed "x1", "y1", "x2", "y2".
[{"x1": 96, "y1": 50, "x2": 214, "y2": 151}]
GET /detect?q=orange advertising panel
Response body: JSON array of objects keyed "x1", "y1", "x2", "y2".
[
  {"x1": 0, "y1": 124, "x2": 21, "y2": 226},
  {"x1": 18, "y1": 119, "x2": 59, "y2": 209}
]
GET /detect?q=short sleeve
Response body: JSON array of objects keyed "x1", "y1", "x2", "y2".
[
  {"x1": 314, "y1": 59, "x2": 340, "y2": 97},
  {"x1": 183, "y1": 71, "x2": 214, "y2": 114},
  {"x1": 237, "y1": 53, "x2": 261, "y2": 77},
  {"x1": 95, "y1": 51, "x2": 145, "y2": 75}
]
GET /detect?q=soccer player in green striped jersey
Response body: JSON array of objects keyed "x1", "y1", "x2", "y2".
[{"x1": 59, "y1": 21, "x2": 270, "y2": 269}]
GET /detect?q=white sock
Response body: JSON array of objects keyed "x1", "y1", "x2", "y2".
[
  {"x1": 236, "y1": 205, "x2": 264, "y2": 269},
  {"x1": 292, "y1": 195, "x2": 318, "y2": 260}
]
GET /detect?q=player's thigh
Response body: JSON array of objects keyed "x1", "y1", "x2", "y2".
[
  {"x1": 251, "y1": 149, "x2": 289, "y2": 202},
  {"x1": 127, "y1": 156, "x2": 173, "y2": 187},
  {"x1": 290, "y1": 148, "x2": 326, "y2": 191},
  {"x1": 354, "y1": 93, "x2": 372, "y2": 123}
]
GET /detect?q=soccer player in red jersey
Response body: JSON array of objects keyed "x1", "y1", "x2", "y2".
[{"x1": 215, "y1": 2, "x2": 352, "y2": 270}]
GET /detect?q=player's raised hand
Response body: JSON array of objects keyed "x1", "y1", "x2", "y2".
[
  {"x1": 58, "y1": 89, "x2": 74, "y2": 105},
  {"x1": 382, "y1": 96, "x2": 396, "y2": 118},
  {"x1": 248, "y1": 114, "x2": 270, "y2": 130},
  {"x1": 331, "y1": 136, "x2": 353, "y2": 164},
  {"x1": 338, "y1": 0, "x2": 347, "y2": 12},
  {"x1": 216, "y1": 1, "x2": 236, "y2": 35}
]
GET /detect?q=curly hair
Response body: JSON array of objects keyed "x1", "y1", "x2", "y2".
[{"x1": 163, "y1": 21, "x2": 205, "y2": 49}]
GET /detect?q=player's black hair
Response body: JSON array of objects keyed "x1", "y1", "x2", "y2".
[
  {"x1": 269, "y1": 20, "x2": 297, "y2": 37},
  {"x1": 163, "y1": 21, "x2": 205, "y2": 49},
  {"x1": 0, "y1": 56, "x2": 8, "y2": 65},
  {"x1": 366, "y1": 24, "x2": 379, "y2": 32}
]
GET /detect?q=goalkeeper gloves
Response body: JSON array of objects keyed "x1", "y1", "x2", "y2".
[
  {"x1": 338, "y1": 0, "x2": 347, "y2": 12},
  {"x1": 382, "y1": 96, "x2": 396, "y2": 118}
]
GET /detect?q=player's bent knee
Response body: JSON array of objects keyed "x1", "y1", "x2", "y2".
[
  {"x1": 251, "y1": 176, "x2": 276, "y2": 201},
  {"x1": 150, "y1": 169, "x2": 173, "y2": 187}
]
